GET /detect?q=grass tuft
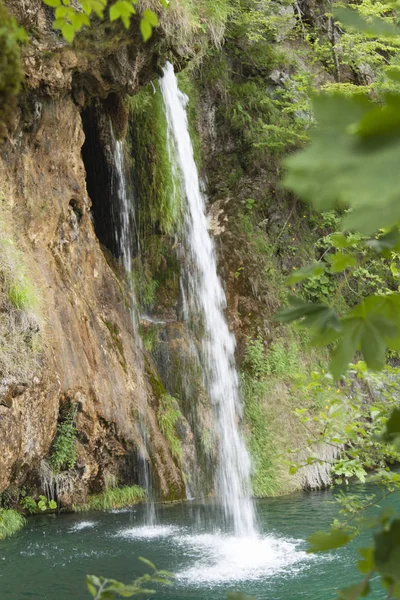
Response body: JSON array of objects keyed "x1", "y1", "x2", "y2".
[
  {"x1": 0, "y1": 509, "x2": 26, "y2": 540},
  {"x1": 73, "y1": 485, "x2": 146, "y2": 512}
]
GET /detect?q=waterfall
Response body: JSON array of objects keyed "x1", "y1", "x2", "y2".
[
  {"x1": 160, "y1": 62, "x2": 256, "y2": 537},
  {"x1": 111, "y1": 133, "x2": 135, "y2": 276},
  {"x1": 110, "y1": 127, "x2": 155, "y2": 525}
]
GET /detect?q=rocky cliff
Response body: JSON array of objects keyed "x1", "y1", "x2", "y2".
[
  {"x1": 0, "y1": 0, "x2": 348, "y2": 508},
  {"x1": 0, "y1": 0, "x2": 192, "y2": 505}
]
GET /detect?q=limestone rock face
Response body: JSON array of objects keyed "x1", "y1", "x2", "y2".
[{"x1": 0, "y1": 0, "x2": 185, "y2": 503}]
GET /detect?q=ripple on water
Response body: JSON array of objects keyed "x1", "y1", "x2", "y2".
[
  {"x1": 175, "y1": 533, "x2": 313, "y2": 585},
  {"x1": 116, "y1": 525, "x2": 181, "y2": 540}
]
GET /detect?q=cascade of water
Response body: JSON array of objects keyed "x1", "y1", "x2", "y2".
[
  {"x1": 110, "y1": 127, "x2": 155, "y2": 525},
  {"x1": 160, "y1": 62, "x2": 256, "y2": 537}
]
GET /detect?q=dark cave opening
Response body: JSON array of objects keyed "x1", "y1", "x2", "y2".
[{"x1": 81, "y1": 96, "x2": 135, "y2": 260}]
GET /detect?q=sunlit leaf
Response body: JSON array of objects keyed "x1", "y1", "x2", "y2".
[
  {"x1": 327, "y1": 253, "x2": 357, "y2": 273},
  {"x1": 143, "y1": 8, "x2": 159, "y2": 26},
  {"x1": 140, "y1": 17, "x2": 152, "y2": 41}
]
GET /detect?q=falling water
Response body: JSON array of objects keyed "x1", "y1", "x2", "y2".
[
  {"x1": 110, "y1": 127, "x2": 155, "y2": 525},
  {"x1": 111, "y1": 132, "x2": 135, "y2": 275},
  {"x1": 160, "y1": 62, "x2": 256, "y2": 537}
]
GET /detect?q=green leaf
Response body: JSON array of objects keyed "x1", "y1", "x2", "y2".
[
  {"x1": 86, "y1": 582, "x2": 97, "y2": 597},
  {"x1": 374, "y1": 519, "x2": 400, "y2": 582},
  {"x1": 140, "y1": 17, "x2": 152, "y2": 41},
  {"x1": 331, "y1": 233, "x2": 352, "y2": 249},
  {"x1": 334, "y1": 6, "x2": 400, "y2": 38},
  {"x1": 284, "y1": 92, "x2": 400, "y2": 234},
  {"x1": 366, "y1": 227, "x2": 400, "y2": 254},
  {"x1": 357, "y1": 547, "x2": 375, "y2": 574},
  {"x1": 286, "y1": 262, "x2": 325, "y2": 284},
  {"x1": 55, "y1": 5, "x2": 68, "y2": 18},
  {"x1": 143, "y1": 8, "x2": 159, "y2": 26},
  {"x1": 70, "y1": 12, "x2": 90, "y2": 29},
  {"x1": 42, "y1": 0, "x2": 61, "y2": 6},
  {"x1": 381, "y1": 408, "x2": 400, "y2": 443},
  {"x1": 330, "y1": 319, "x2": 363, "y2": 379},
  {"x1": 308, "y1": 527, "x2": 352, "y2": 553},
  {"x1": 138, "y1": 556, "x2": 156, "y2": 570},
  {"x1": 109, "y1": 3, "x2": 121, "y2": 21},
  {"x1": 275, "y1": 296, "x2": 330, "y2": 324},
  {"x1": 61, "y1": 22, "x2": 75, "y2": 42},
  {"x1": 328, "y1": 253, "x2": 357, "y2": 273}
]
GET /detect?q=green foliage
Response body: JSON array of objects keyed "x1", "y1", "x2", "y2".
[
  {"x1": 0, "y1": 1, "x2": 26, "y2": 137},
  {"x1": 0, "y1": 509, "x2": 25, "y2": 540},
  {"x1": 243, "y1": 336, "x2": 300, "y2": 379},
  {"x1": 241, "y1": 373, "x2": 282, "y2": 496},
  {"x1": 19, "y1": 494, "x2": 38, "y2": 514},
  {"x1": 157, "y1": 394, "x2": 183, "y2": 460},
  {"x1": 241, "y1": 334, "x2": 313, "y2": 496},
  {"x1": 87, "y1": 558, "x2": 174, "y2": 598},
  {"x1": 49, "y1": 408, "x2": 77, "y2": 474},
  {"x1": 291, "y1": 363, "x2": 400, "y2": 482},
  {"x1": 41, "y1": 0, "x2": 161, "y2": 43},
  {"x1": 285, "y1": 91, "x2": 400, "y2": 235},
  {"x1": 129, "y1": 85, "x2": 182, "y2": 235},
  {"x1": 74, "y1": 485, "x2": 146, "y2": 512},
  {"x1": 20, "y1": 494, "x2": 57, "y2": 513}
]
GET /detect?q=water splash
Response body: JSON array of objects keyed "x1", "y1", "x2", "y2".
[{"x1": 160, "y1": 62, "x2": 256, "y2": 536}]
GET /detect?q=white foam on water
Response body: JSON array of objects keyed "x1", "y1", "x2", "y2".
[
  {"x1": 116, "y1": 525, "x2": 181, "y2": 540},
  {"x1": 70, "y1": 521, "x2": 97, "y2": 532},
  {"x1": 175, "y1": 533, "x2": 311, "y2": 585}
]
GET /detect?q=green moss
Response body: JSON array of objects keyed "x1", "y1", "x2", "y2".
[
  {"x1": 0, "y1": 509, "x2": 25, "y2": 540},
  {"x1": 73, "y1": 485, "x2": 146, "y2": 512},
  {"x1": 104, "y1": 320, "x2": 126, "y2": 371},
  {"x1": 129, "y1": 85, "x2": 182, "y2": 235}
]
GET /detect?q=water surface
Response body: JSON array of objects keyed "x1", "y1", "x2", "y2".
[{"x1": 1, "y1": 488, "x2": 396, "y2": 599}]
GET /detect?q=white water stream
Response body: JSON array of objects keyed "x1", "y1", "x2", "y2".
[
  {"x1": 160, "y1": 62, "x2": 256, "y2": 537},
  {"x1": 110, "y1": 128, "x2": 155, "y2": 524}
]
